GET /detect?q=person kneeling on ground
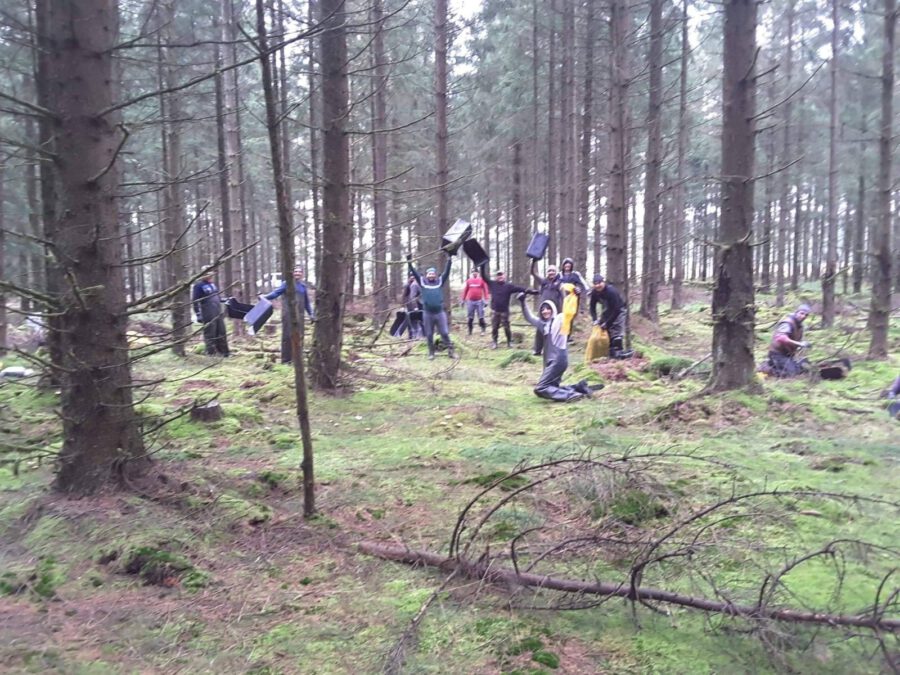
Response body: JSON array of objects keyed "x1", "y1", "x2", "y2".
[
  {"x1": 407, "y1": 253, "x2": 456, "y2": 360},
  {"x1": 517, "y1": 285, "x2": 595, "y2": 402},
  {"x1": 764, "y1": 304, "x2": 812, "y2": 377}
]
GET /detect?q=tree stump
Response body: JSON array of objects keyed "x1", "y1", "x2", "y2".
[{"x1": 191, "y1": 401, "x2": 223, "y2": 422}]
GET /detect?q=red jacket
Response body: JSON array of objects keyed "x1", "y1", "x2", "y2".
[{"x1": 461, "y1": 277, "x2": 490, "y2": 302}]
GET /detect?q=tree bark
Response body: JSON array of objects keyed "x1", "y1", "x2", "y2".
[
  {"x1": 512, "y1": 140, "x2": 526, "y2": 282},
  {"x1": 311, "y1": 0, "x2": 352, "y2": 388},
  {"x1": 868, "y1": 0, "x2": 895, "y2": 359},
  {"x1": 0, "y1": 163, "x2": 5, "y2": 351},
  {"x1": 370, "y1": 0, "x2": 389, "y2": 328},
  {"x1": 607, "y1": 0, "x2": 629, "y2": 287},
  {"x1": 434, "y1": 0, "x2": 451, "y2": 309},
  {"x1": 576, "y1": 0, "x2": 596, "y2": 276},
  {"x1": 640, "y1": 0, "x2": 663, "y2": 322},
  {"x1": 822, "y1": 0, "x2": 840, "y2": 326},
  {"x1": 706, "y1": 0, "x2": 758, "y2": 393},
  {"x1": 852, "y1": 110, "x2": 866, "y2": 295},
  {"x1": 671, "y1": 0, "x2": 689, "y2": 310},
  {"x1": 48, "y1": 0, "x2": 145, "y2": 493}
]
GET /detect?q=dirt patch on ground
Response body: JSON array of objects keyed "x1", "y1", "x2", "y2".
[
  {"x1": 589, "y1": 357, "x2": 650, "y2": 381},
  {"x1": 650, "y1": 397, "x2": 754, "y2": 430}
]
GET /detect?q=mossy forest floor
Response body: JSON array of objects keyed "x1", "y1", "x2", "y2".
[{"x1": 1, "y1": 285, "x2": 898, "y2": 674}]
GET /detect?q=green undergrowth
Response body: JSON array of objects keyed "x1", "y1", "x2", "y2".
[{"x1": 0, "y1": 289, "x2": 897, "y2": 673}]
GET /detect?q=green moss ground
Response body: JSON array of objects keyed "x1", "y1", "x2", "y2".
[{"x1": 0, "y1": 287, "x2": 897, "y2": 673}]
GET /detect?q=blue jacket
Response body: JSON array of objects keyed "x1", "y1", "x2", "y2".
[{"x1": 265, "y1": 280, "x2": 314, "y2": 319}]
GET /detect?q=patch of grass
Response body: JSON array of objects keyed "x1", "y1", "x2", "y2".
[
  {"x1": 646, "y1": 356, "x2": 693, "y2": 377},
  {"x1": 499, "y1": 351, "x2": 536, "y2": 368},
  {"x1": 463, "y1": 471, "x2": 529, "y2": 492},
  {"x1": 607, "y1": 490, "x2": 668, "y2": 526}
]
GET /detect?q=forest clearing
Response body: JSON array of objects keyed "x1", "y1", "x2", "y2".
[{"x1": 1, "y1": 286, "x2": 897, "y2": 673}]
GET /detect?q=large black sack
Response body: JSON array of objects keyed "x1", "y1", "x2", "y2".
[
  {"x1": 526, "y1": 232, "x2": 550, "y2": 260},
  {"x1": 244, "y1": 298, "x2": 274, "y2": 335},
  {"x1": 441, "y1": 219, "x2": 472, "y2": 254},
  {"x1": 462, "y1": 238, "x2": 489, "y2": 267}
]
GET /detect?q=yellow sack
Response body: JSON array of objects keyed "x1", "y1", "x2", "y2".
[
  {"x1": 584, "y1": 325, "x2": 609, "y2": 363},
  {"x1": 560, "y1": 283, "x2": 578, "y2": 336}
]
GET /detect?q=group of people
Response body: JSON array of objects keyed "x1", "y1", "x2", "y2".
[
  {"x1": 402, "y1": 251, "x2": 627, "y2": 402},
  {"x1": 192, "y1": 266, "x2": 315, "y2": 363}
]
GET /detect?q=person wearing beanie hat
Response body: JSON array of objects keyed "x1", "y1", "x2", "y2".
[
  {"x1": 763, "y1": 304, "x2": 812, "y2": 377},
  {"x1": 460, "y1": 268, "x2": 490, "y2": 336},
  {"x1": 478, "y1": 263, "x2": 531, "y2": 348},
  {"x1": 516, "y1": 287, "x2": 596, "y2": 402},
  {"x1": 407, "y1": 252, "x2": 456, "y2": 360},
  {"x1": 589, "y1": 274, "x2": 629, "y2": 358},
  {"x1": 191, "y1": 269, "x2": 230, "y2": 357}
]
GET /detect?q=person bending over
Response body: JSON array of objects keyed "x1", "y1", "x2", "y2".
[
  {"x1": 517, "y1": 284, "x2": 593, "y2": 402},
  {"x1": 407, "y1": 253, "x2": 456, "y2": 360},
  {"x1": 589, "y1": 274, "x2": 628, "y2": 358},
  {"x1": 765, "y1": 304, "x2": 812, "y2": 377}
]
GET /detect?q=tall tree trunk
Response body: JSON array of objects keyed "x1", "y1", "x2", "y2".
[
  {"x1": 852, "y1": 109, "x2": 866, "y2": 295},
  {"x1": 607, "y1": 0, "x2": 629, "y2": 287},
  {"x1": 434, "y1": 0, "x2": 451, "y2": 308},
  {"x1": 161, "y1": 0, "x2": 189, "y2": 355},
  {"x1": 558, "y1": 0, "x2": 574, "y2": 258},
  {"x1": 256, "y1": 0, "x2": 316, "y2": 516},
  {"x1": 546, "y1": 0, "x2": 557, "y2": 265},
  {"x1": 576, "y1": 0, "x2": 596, "y2": 275},
  {"x1": 370, "y1": 0, "x2": 389, "y2": 327},
  {"x1": 0, "y1": 164, "x2": 5, "y2": 350},
  {"x1": 822, "y1": 0, "x2": 840, "y2": 326},
  {"x1": 308, "y1": 0, "x2": 322, "y2": 281},
  {"x1": 640, "y1": 0, "x2": 663, "y2": 322},
  {"x1": 311, "y1": 0, "x2": 352, "y2": 388},
  {"x1": 225, "y1": 0, "x2": 247, "y2": 297},
  {"x1": 49, "y1": 0, "x2": 145, "y2": 493},
  {"x1": 706, "y1": 0, "x2": 758, "y2": 393},
  {"x1": 671, "y1": 0, "x2": 689, "y2": 310},
  {"x1": 868, "y1": 0, "x2": 895, "y2": 358},
  {"x1": 512, "y1": 140, "x2": 526, "y2": 281},
  {"x1": 214, "y1": 41, "x2": 234, "y2": 292}
]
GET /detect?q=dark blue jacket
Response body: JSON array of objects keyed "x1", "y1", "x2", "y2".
[
  {"x1": 192, "y1": 279, "x2": 223, "y2": 322},
  {"x1": 265, "y1": 280, "x2": 314, "y2": 319}
]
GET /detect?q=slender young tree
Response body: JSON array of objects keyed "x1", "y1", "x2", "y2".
[
  {"x1": 775, "y1": 0, "x2": 795, "y2": 307},
  {"x1": 256, "y1": 0, "x2": 316, "y2": 516},
  {"x1": 370, "y1": 0, "x2": 389, "y2": 328},
  {"x1": 607, "y1": 0, "x2": 629, "y2": 287},
  {"x1": 868, "y1": 0, "x2": 895, "y2": 359},
  {"x1": 706, "y1": 0, "x2": 758, "y2": 392},
  {"x1": 48, "y1": 0, "x2": 145, "y2": 492}
]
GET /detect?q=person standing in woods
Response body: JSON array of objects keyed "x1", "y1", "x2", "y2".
[
  {"x1": 460, "y1": 269, "x2": 490, "y2": 336},
  {"x1": 407, "y1": 253, "x2": 456, "y2": 360},
  {"x1": 517, "y1": 285, "x2": 594, "y2": 402},
  {"x1": 558, "y1": 257, "x2": 589, "y2": 339},
  {"x1": 886, "y1": 374, "x2": 900, "y2": 419},
  {"x1": 763, "y1": 304, "x2": 813, "y2": 377},
  {"x1": 479, "y1": 265, "x2": 530, "y2": 349},
  {"x1": 264, "y1": 267, "x2": 315, "y2": 364},
  {"x1": 589, "y1": 275, "x2": 628, "y2": 358},
  {"x1": 401, "y1": 273, "x2": 422, "y2": 339},
  {"x1": 530, "y1": 259, "x2": 564, "y2": 356},
  {"x1": 192, "y1": 270, "x2": 230, "y2": 357}
]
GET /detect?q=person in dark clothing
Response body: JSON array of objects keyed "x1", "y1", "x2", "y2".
[
  {"x1": 401, "y1": 274, "x2": 422, "y2": 339},
  {"x1": 764, "y1": 304, "x2": 811, "y2": 377},
  {"x1": 192, "y1": 271, "x2": 230, "y2": 356},
  {"x1": 530, "y1": 259, "x2": 563, "y2": 356},
  {"x1": 517, "y1": 288, "x2": 594, "y2": 402},
  {"x1": 264, "y1": 267, "x2": 315, "y2": 364},
  {"x1": 589, "y1": 274, "x2": 628, "y2": 357},
  {"x1": 407, "y1": 253, "x2": 456, "y2": 360},
  {"x1": 478, "y1": 264, "x2": 529, "y2": 349},
  {"x1": 887, "y1": 374, "x2": 900, "y2": 419}
]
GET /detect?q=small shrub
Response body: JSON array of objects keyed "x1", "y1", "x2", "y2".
[
  {"x1": 646, "y1": 356, "x2": 693, "y2": 377},
  {"x1": 499, "y1": 351, "x2": 536, "y2": 369},
  {"x1": 532, "y1": 650, "x2": 560, "y2": 669},
  {"x1": 608, "y1": 490, "x2": 668, "y2": 526},
  {"x1": 464, "y1": 471, "x2": 529, "y2": 492}
]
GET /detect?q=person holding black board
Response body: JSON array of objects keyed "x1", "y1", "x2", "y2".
[
  {"x1": 407, "y1": 253, "x2": 456, "y2": 360},
  {"x1": 263, "y1": 267, "x2": 315, "y2": 364}
]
